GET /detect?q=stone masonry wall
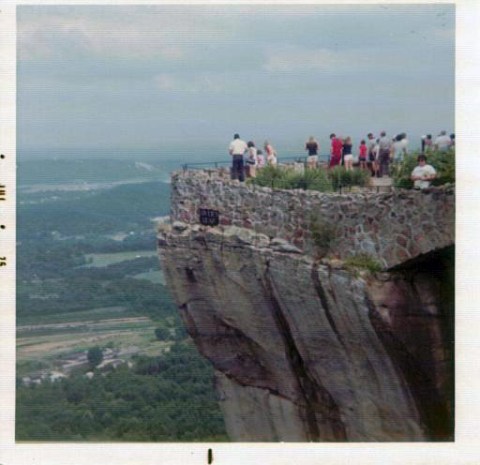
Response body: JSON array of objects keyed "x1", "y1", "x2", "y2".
[{"x1": 170, "y1": 168, "x2": 455, "y2": 269}]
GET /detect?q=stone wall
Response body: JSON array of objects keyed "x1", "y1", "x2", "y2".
[{"x1": 170, "y1": 169, "x2": 455, "y2": 268}]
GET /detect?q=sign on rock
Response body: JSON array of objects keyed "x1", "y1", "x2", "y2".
[{"x1": 199, "y1": 208, "x2": 220, "y2": 226}]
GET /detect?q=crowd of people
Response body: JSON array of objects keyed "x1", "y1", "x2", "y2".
[
  {"x1": 228, "y1": 134, "x2": 278, "y2": 182},
  {"x1": 325, "y1": 131, "x2": 410, "y2": 177},
  {"x1": 228, "y1": 130, "x2": 454, "y2": 189}
]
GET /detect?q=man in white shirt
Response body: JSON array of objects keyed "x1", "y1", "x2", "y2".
[
  {"x1": 411, "y1": 154, "x2": 436, "y2": 189},
  {"x1": 434, "y1": 131, "x2": 452, "y2": 152},
  {"x1": 391, "y1": 133, "x2": 409, "y2": 163},
  {"x1": 228, "y1": 133, "x2": 248, "y2": 182}
]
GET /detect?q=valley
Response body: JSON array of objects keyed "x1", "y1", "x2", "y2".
[{"x1": 15, "y1": 158, "x2": 227, "y2": 441}]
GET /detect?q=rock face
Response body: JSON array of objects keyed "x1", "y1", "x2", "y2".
[{"x1": 158, "y1": 222, "x2": 454, "y2": 442}]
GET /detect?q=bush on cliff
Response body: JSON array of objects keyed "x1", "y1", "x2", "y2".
[
  {"x1": 249, "y1": 165, "x2": 331, "y2": 191},
  {"x1": 310, "y1": 216, "x2": 338, "y2": 257},
  {"x1": 328, "y1": 166, "x2": 370, "y2": 191},
  {"x1": 251, "y1": 165, "x2": 369, "y2": 192},
  {"x1": 344, "y1": 253, "x2": 382, "y2": 273},
  {"x1": 392, "y1": 149, "x2": 455, "y2": 189}
]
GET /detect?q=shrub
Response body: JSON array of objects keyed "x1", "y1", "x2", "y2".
[
  {"x1": 252, "y1": 165, "x2": 367, "y2": 193},
  {"x1": 250, "y1": 165, "x2": 291, "y2": 189},
  {"x1": 392, "y1": 149, "x2": 455, "y2": 189},
  {"x1": 349, "y1": 167, "x2": 371, "y2": 188},
  {"x1": 154, "y1": 327, "x2": 170, "y2": 341},
  {"x1": 87, "y1": 347, "x2": 103, "y2": 368},
  {"x1": 328, "y1": 166, "x2": 370, "y2": 191},
  {"x1": 344, "y1": 253, "x2": 382, "y2": 272},
  {"x1": 310, "y1": 216, "x2": 337, "y2": 257},
  {"x1": 303, "y1": 168, "x2": 333, "y2": 192}
]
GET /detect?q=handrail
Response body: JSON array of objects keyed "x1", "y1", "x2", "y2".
[{"x1": 182, "y1": 155, "x2": 330, "y2": 171}]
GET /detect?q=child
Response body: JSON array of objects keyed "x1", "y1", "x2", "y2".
[
  {"x1": 256, "y1": 149, "x2": 265, "y2": 168},
  {"x1": 358, "y1": 139, "x2": 367, "y2": 170}
]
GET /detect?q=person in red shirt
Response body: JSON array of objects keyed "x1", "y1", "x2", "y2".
[
  {"x1": 358, "y1": 139, "x2": 368, "y2": 170},
  {"x1": 329, "y1": 133, "x2": 343, "y2": 168}
]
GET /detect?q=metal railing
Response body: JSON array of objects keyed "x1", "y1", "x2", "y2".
[
  {"x1": 182, "y1": 155, "x2": 331, "y2": 171},
  {"x1": 179, "y1": 156, "x2": 394, "y2": 194}
]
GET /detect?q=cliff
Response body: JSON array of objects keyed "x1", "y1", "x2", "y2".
[{"x1": 158, "y1": 170, "x2": 454, "y2": 442}]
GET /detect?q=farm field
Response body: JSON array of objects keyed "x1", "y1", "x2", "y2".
[
  {"x1": 83, "y1": 250, "x2": 158, "y2": 267},
  {"x1": 16, "y1": 310, "x2": 169, "y2": 380},
  {"x1": 133, "y1": 269, "x2": 165, "y2": 284}
]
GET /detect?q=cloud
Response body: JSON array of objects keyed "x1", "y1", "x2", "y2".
[
  {"x1": 17, "y1": 6, "x2": 229, "y2": 62},
  {"x1": 264, "y1": 46, "x2": 347, "y2": 72},
  {"x1": 153, "y1": 73, "x2": 226, "y2": 93}
]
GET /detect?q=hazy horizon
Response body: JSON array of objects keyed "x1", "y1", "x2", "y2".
[{"x1": 18, "y1": 4, "x2": 454, "y2": 158}]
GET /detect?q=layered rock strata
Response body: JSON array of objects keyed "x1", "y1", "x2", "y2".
[{"x1": 158, "y1": 223, "x2": 453, "y2": 441}]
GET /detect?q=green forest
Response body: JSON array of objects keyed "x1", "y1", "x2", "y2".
[
  {"x1": 16, "y1": 342, "x2": 226, "y2": 441},
  {"x1": 16, "y1": 165, "x2": 228, "y2": 442}
]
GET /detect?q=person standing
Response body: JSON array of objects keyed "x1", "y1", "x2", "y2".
[
  {"x1": 391, "y1": 133, "x2": 408, "y2": 164},
  {"x1": 246, "y1": 141, "x2": 258, "y2": 178},
  {"x1": 358, "y1": 139, "x2": 368, "y2": 170},
  {"x1": 229, "y1": 133, "x2": 248, "y2": 182},
  {"x1": 422, "y1": 134, "x2": 433, "y2": 153},
  {"x1": 366, "y1": 133, "x2": 377, "y2": 176},
  {"x1": 411, "y1": 154, "x2": 436, "y2": 189},
  {"x1": 450, "y1": 133, "x2": 455, "y2": 148},
  {"x1": 398, "y1": 133, "x2": 409, "y2": 158},
  {"x1": 264, "y1": 140, "x2": 278, "y2": 166},
  {"x1": 378, "y1": 131, "x2": 392, "y2": 177},
  {"x1": 343, "y1": 136, "x2": 354, "y2": 171},
  {"x1": 256, "y1": 149, "x2": 265, "y2": 168},
  {"x1": 329, "y1": 133, "x2": 343, "y2": 168},
  {"x1": 434, "y1": 130, "x2": 452, "y2": 152},
  {"x1": 305, "y1": 136, "x2": 319, "y2": 169}
]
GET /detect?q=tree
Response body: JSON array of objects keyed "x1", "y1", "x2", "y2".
[
  {"x1": 154, "y1": 326, "x2": 170, "y2": 341},
  {"x1": 87, "y1": 347, "x2": 103, "y2": 368}
]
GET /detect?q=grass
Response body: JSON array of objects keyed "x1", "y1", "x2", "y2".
[
  {"x1": 344, "y1": 253, "x2": 383, "y2": 273},
  {"x1": 328, "y1": 165, "x2": 370, "y2": 191},
  {"x1": 83, "y1": 250, "x2": 158, "y2": 268},
  {"x1": 309, "y1": 216, "x2": 338, "y2": 257},
  {"x1": 133, "y1": 270, "x2": 165, "y2": 284},
  {"x1": 17, "y1": 306, "x2": 135, "y2": 326},
  {"x1": 17, "y1": 319, "x2": 154, "y2": 338},
  {"x1": 250, "y1": 165, "x2": 370, "y2": 192}
]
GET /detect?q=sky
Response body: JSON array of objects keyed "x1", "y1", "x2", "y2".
[{"x1": 17, "y1": 4, "x2": 455, "y2": 156}]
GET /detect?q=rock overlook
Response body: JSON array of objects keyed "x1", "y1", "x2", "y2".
[{"x1": 158, "y1": 169, "x2": 454, "y2": 441}]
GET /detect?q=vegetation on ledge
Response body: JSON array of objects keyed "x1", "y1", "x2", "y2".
[
  {"x1": 392, "y1": 149, "x2": 455, "y2": 189},
  {"x1": 250, "y1": 165, "x2": 370, "y2": 192},
  {"x1": 344, "y1": 253, "x2": 383, "y2": 273},
  {"x1": 309, "y1": 215, "x2": 338, "y2": 258}
]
